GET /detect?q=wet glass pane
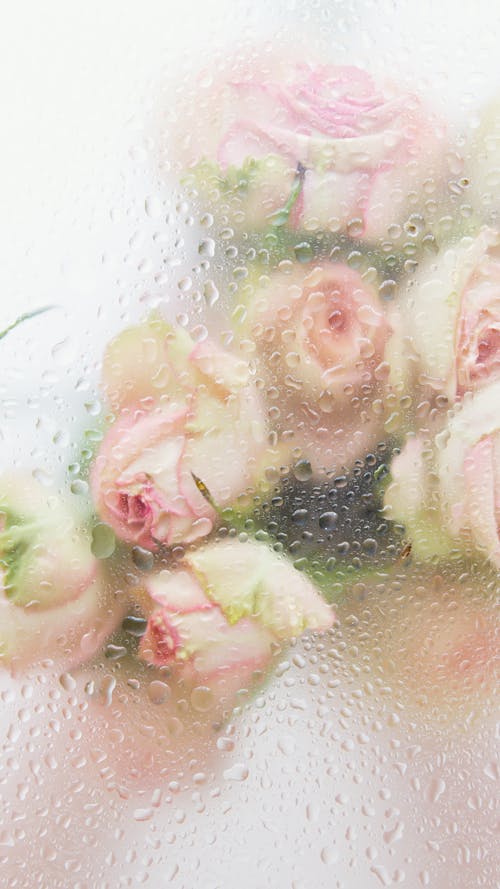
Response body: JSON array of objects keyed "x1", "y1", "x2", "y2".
[{"x1": 1, "y1": 2, "x2": 498, "y2": 887}]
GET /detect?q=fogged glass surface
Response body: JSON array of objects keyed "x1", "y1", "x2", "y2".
[{"x1": 0, "y1": 2, "x2": 498, "y2": 888}]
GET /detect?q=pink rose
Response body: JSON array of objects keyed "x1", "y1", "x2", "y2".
[
  {"x1": 437, "y1": 381, "x2": 500, "y2": 568},
  {"x1": 101, "y1": 315, "x2": 251, "y2": 412},
  {"x1": 183, "y1": 539, "x2": 334, "y2": 637},
  {"x1": 388, "y1": 229, "x2": 500, "y2": 403},
  {"x1": 246, "y1": 262, "x2": 390, "y2": 400},
  {"x1": 385, "y1": 380, "x2": 500, "y2": 569},
  {"x1": 139, "y1": 569, "x2": 275, "y2": 710},
  {"x1": 238, "y1": 262, "x2": 390, "y2": 475},
  {"x1": 179, "y1": 58, "x2": 447, "y2": 240},
  {"x1": 138, "y1": 540, "x2": 334, "y2": 708},
  {"x1": 0, "y1": 474, "x2": 123, "y2": 671},
  {"x1": 93, "y1": 321, "x2": 268, "y2": 549}
]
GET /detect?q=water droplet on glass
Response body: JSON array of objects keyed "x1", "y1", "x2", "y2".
[
  {"x1": 190, "y1": 686, "x2": 214, "y2": 712},
  {"x1": 91, "y1": 523, "x2": 116, "y2": 559},
  {"x1": 319, "y1": 511, "x2": 338, "y2": 531},
  {"x1": 293, "y1": 459, "x2": 312, "y2": 482}
]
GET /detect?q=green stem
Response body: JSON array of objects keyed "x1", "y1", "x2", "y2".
[
  {"x1": 268, "y1": 163, "x2": 305, "y2": 228},
  {"x1": 0, "y1": 305, "x2": 56, "y2": 342}
]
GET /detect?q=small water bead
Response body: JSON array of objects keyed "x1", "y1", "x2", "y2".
[
  {"x1": 189, "y1": 324, "x2": 208, "y2": 343},
  {"x1": 293, "y1": 459, "x2": 313, "y2": 482},
  {"x1": 144, "y1": 196, "x2": 163, "y2": 218},
  {"x1": 333, "y1": 475, "x2": 348, "y2": 489},
  {"x1": 378, "y1": 279, "x2": 397, "y2": 301},
  {"x1": 223, "y1": 763, "x2": 249, "y2": 782},
  {"x1": 51, "y1": 338, "x2": 76, "y2": 367},
  {"x1": 328, "y1": 308, "x2": 346, "y2": 331},
  {"x1": 403, "y1": 214, "x2": 424, "y2": 237},
  {"x1": 91, "y1": 523, "x2": 116, "y2": 559},
  {"x1": 177, "y1": 276, "x2": 192, "y2": 292},
  {"x1": 319, "y1": 511, "x2": 338, "y2": 532},
  {"x1": 294, "y1": 242, "x2": 314, "y2": 263},
  {"x1": 346, "y1": 217, "x2": 364, "y2": 238},
  {"x1": 104, "y1": 644, "x2": 127, "y2": 660},
  {"x1": 198, "y1": 238, "x2": 215, "y2": 257},
  {"x1": 70, "y1": 479, "x2": 88, "y2": 496},
  {"x1": 59, "y1": 673, "x2": 76, "y2": 692},
  {"x1": 347, "y1": 249, "x2": 363, "y2": 269},
  {"x1": 362, "y1": 538, "x2": 378, "y2": 555},
  {"x1": 147, "y1": 681, "x2": 171, "y2": 705},
  {"x1": 190, "y1": 686, "x2": 214, "y2": 712},
  {"x1": 292, "y1": 508, "x2": 309, "y2": 526},
  {"x1": 122, "y1": 616, "x2": 148, "y2": 637},
  {"x1": 203, "y1": 280, "x2": 219, "y2": 306},
  {"x1": 131, "y1": 546, "x2": 154, "y2": 571}
]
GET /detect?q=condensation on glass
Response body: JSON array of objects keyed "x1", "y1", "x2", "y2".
[{"x1": 0, "y1": 2, "x2": 498, "y2": 888}]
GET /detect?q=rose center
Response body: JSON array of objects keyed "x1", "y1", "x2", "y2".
[
  {"x1": 328, "y1": 308, "x2": 346, "y2": 332},
  {"x1": 477, "y1": 328, "x2": 500, "y2": 364},
  {"x1": 149, "y1": 611, "x2": 179, "y2": 661},
  {"x1": 119, "y1": 492, "x2": 150, "y2": 524}
]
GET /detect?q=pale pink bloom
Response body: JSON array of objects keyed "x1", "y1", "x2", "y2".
[
  {"x1": 0, "y1": 474, "x2": 123, "y2": 671},
  {"x1": 139, "y1": 569, "x2": 274, "y2": 688},
  {"x1": 385, "y1": 380, "x2": 500, "y2": 569},
  {"x1": 409, "y1": 605, "x2": 499, "y2": 699},
  {"x1": 179, "y1": 58, "x2": 447, "y2": 240},
  {"x1": 246, "y1": 262, "x2": 391, "y2": 402},
  {"x1": 0, "y1": 575, "x2": 121, "y2": 674},
  {"x1": 387, "y1": 228, "x2": 500, "y2": 402},
  {"x1": 91, "y1": 406, "x2": 214, "y2": 550},
  {"x1": 437, "y1": 381, "x2": 500, "y2": 568},
  {"x1": 239, "y1": 261, "x2": 389, "y2": 475},
  {"x1": 138, "y1": 540, "x2": 334, "y2": 699},
  {"x1": 101, "y1": 315, "x2": 251, "y2": 412},
  {"x1": 93, "y1": 322, "x2": 268, "y2": 549}
]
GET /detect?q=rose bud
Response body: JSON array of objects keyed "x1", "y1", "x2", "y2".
[
  {"x1": 92, "y1": 323, "x2": 268, "y2": 550},
  {"x1": 177, "y1": 57, "x2": 447, "y2": 241},
  {"x1": 138, "y1": 540, "x2": 334, "y2": 711},
  {"x1": 138, "y1": 584, "x2": 272, "y2": 723},
  {"x1": 166, "y1": 539, "x2": 334, "y2": 640},
  {"x1": 385, "y1": 379, "x2": 500, "y2": 569},
  {"x1": 0, "y1": 474, "x2": 123, "y2": 671},
  {"x1": 139, "y1": 569, "x2": 275, "y2": 707},
  {"x1": 387, "y1": 228, "x2": 500, "y2": 404}
]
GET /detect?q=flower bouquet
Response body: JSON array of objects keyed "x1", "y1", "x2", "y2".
[{"x1": 2, "y1": 56, "x2": 498, "y2": 734}]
